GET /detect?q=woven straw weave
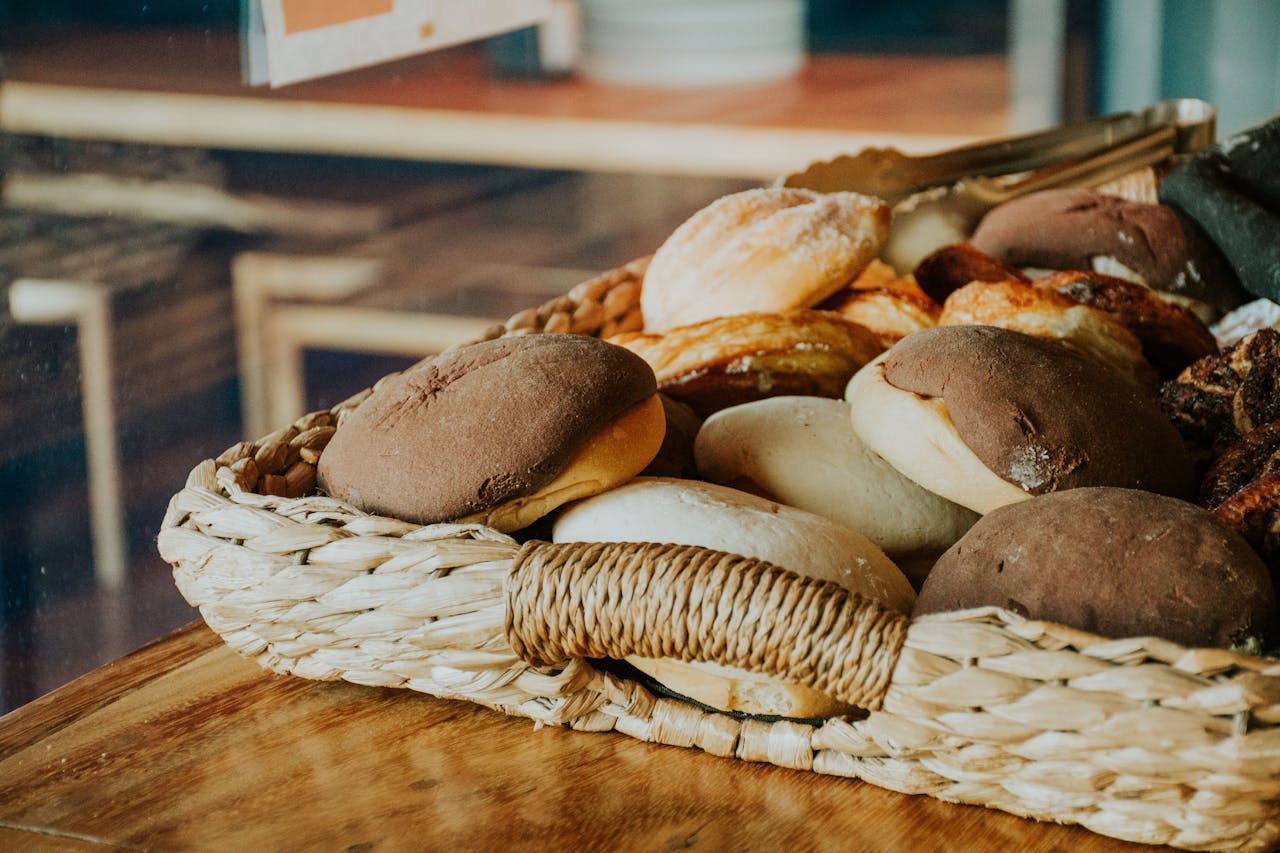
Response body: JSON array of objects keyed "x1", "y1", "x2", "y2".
[{"x1": 159, "y1": 262, "x2": 1280, "y2": 852}]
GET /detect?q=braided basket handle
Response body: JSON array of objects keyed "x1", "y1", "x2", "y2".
[{"x1": 505, "y1": 540, "x2": 910, "y2": 711}]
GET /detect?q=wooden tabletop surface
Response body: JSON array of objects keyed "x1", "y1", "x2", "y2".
[
  {"x1": 0, "y1": 620, "x2": 1164, "y2": 851},
  {"x1": 0, "y1": 29, "x2": 1010, "y2": 178}
]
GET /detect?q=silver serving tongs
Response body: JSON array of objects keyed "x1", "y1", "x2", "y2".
[{"x1": 780, "y1": 98, "x2": 1218, "y2": 271}]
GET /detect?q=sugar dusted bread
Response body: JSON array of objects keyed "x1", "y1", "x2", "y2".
[{"x1": 640, "y1": 187, "x2": 890, "y2": 332}]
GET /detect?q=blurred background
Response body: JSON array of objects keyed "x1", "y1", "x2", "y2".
[{"x1": 1, "y1": 0, "x2": 1278, "y2": 713}]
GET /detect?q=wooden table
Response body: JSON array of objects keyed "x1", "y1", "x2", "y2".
[
  {"x1": 0, "y1": 28, "x2": 1010, "y2": 179},
  {"x1": 0, "y1": 621, "x2": 1164, "y2": 851}
]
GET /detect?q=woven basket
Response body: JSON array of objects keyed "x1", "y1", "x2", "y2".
[{"x1": 158, "y1": 259, "x2": 1280, "y2": 852}]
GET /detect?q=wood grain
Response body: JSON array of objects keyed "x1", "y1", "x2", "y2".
[
  {"x1": 2, "y1": 30, "x2": 1008, "y2": 136},
  {"x1": 0, "y1": 622, "x2": 1165, "y2": 851}
]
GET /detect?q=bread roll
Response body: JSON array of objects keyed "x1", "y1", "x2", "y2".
[
  {"x1": 915, "y1": 488, "x2": 1276, "y2": 651},
  {"x1": 846, "y1": 326, "x2": 1196, "y2": 514},
  {"x1": 694, "y1": 396, "x2": 977, "y2": 575},
  {"x1": 846, "y1": 354, "x2": 1032, "y2": 515},
  {"x1": 638, "y1": 394, "x2": 703, "y2": 479},
  {"x1": 552, "y1": 477, "x2": 914, "y2": 717},
  {"x1": 318, "y1": 334, "x2": 663, "y2": 532},
  {"x1": 609, "y1": 309, "x2": 884, "y2": 417},
  {"x1": 640, "y1": 187, "x2": 890, "y2": 332},
  {"x1": 969, "y1": 188, "x2": 1246, "y2": 318}
]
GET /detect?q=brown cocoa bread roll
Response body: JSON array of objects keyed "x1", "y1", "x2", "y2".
[
  {"x1": 610, "y1": 309, "x2": 884, "y2": 417},
  {"x1": 318, "y1": 334, "x2": 664, "y2": 532},
  {"x1": 914, "y1": 487, "x2": 1277, "y2": 651},
  {"x1": 846, "y1": 326, "x2": 1196, "y2": 515},
  {"x1": 969, "y1": 188, "x2": 1247, "y2": 317},
  {"x1": 640, "y1": 187, "x2": 890, "y2": 333}
]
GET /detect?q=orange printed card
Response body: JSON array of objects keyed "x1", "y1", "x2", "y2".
[
  {"x1": 280, "y1": 0, "x2": 395, "y2": 35},
  {"x1": 250, "y1": 0, "x2": 551, "y2": 86}
]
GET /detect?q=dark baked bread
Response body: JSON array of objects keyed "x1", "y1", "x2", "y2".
[
  {"x1": 881, "y1": 325, "x2": 1196, "y2": 499},
  {"x1": 969, "y1": 188, "x2": 1246, "y2": 315},
  {"x1": 1201, "y1": 421, "x2": 1280, "y2": 577},
  {"x1": 912, "y1": 242, "x2": 1029, "y2": 305},
  {"x1": 914, "y1": 487, "x2": 1277, "y2": 650},
  {"x1": 1033, "y1": 270, "x2": 1217, "y2": 379},
  {"x1": 1159, "y1": 328, "x2": 1280, "y2": 461},
  {"x1": 318, "y1": 334, "x2": 659, "y2": 526},
  {"x1": 640, "y1": 394, "x2": 702, "y2": 478}
]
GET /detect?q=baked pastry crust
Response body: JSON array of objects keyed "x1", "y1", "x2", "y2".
[
  {"x1": 1034, "y1": 270, "x2": 1218, "y2": 378},
  {"x1": 1160, "y1": 328, "x2": 1280, "y2": 458},
  {"x1": 912, "y1": 242, "x2": 1029, "y2": 305},
  {"x1": 610, "y1": 309, "x2": 884, "y2": 416},
  {"x1": 938, "y1": 278, "x2": 1157, "y2": 387},
  {"x1": 825, "y1": 287, "x2": 939, "y2": 349}
]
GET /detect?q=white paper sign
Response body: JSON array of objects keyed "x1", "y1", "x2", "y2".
[{"x1": 245, "y1": 0, "x2": 552, "y2": 87}]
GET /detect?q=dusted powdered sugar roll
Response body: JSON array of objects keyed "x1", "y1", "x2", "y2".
[{"x1": 640, "y1": 187, "x2": 890, "y2": 332}]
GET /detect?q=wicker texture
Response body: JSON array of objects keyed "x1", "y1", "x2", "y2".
[
  {"x1": 506, "y1": 540, "x2": 907, "y2": 710},
  {"x1": 159, "y1": 260, "x2": 1280, "y2": 852}
]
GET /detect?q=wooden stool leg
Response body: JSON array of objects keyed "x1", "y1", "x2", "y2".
[
  {"x1": 9, "y1": 280, "x2": 127, "y2": 590},
  {"x1": 78, "y1": 288, "x2": 127, "y2": 589},
  {"x1": 232, "y1": 252, "x2": 381, "y2": 437}
]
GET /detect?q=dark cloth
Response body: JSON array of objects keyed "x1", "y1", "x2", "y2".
[{"x1": 1159, "y1": 114, "x2": 1280, "y2": 302}]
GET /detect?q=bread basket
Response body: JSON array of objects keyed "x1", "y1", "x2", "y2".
[{"x1": 158, "y1": 258, "x2": 1280, "y2": 852}]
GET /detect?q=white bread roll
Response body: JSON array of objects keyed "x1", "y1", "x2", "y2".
[
  {"x1": 640, "y1": 187, "x2": 890, "y2": 333},
  {"x1": 552, "y1": 477, "x2": 914, "y2": 717},
  {"x1": 694, "y1": 396, "x2": 978, "y2": 563}
]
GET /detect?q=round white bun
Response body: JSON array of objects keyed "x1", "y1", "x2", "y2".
[
  {"x1": 845, "y1": 355, "x2": 1031, "y2": 515},
  {"x1": 552, "y1": 476, "x2": 914, "y2": 717},
  {"x1": 694, "y1": 396, "x2": 978, "y2": 561}
]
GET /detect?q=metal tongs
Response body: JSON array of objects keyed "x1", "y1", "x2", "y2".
[{"x1": 780, "y1": 98, "x2": 1218, "y2": 271}]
